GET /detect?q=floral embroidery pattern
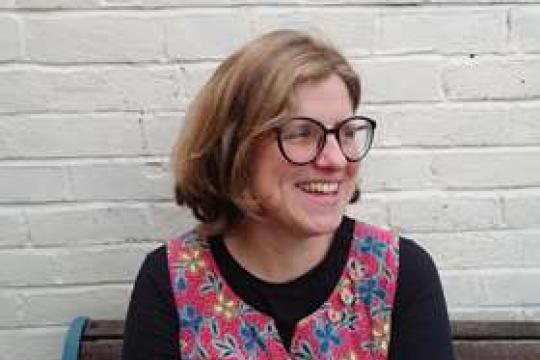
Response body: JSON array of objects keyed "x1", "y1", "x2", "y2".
[{"x1": 168, "y1": 223, "x2": 398, "y2": 359}]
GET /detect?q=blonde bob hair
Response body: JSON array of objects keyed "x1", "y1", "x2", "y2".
[{"x1": 172, "y1": 29, "x2": 361, "y2": 234}]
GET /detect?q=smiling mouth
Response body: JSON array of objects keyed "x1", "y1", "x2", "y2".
[{"x1": 296, "y1": 181, "x2": 339, "y2": 194}]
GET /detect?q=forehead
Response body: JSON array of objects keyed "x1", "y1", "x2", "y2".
[{"x1": 289, "y1": 74, "x2": 354, "y2": 122}]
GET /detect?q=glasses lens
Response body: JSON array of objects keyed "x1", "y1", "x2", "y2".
[
  {"x1": 339, "y1": 118, "x2": 374, "y2": 161},
  {"x1": 279, "y1": 119, "x2": 322, "y2": 164}
]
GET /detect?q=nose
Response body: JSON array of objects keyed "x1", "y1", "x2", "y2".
[{"x1": 314, "y1": 133, "x2": 348, "y2": 168}]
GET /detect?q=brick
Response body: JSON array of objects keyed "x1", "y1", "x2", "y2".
[
  {"x1": 102, "y1": 0, "x2": 237, "y2": 6},
  {"x1": 20, "y1": 285, "x2": 131, "y2": 326},
  {"x1": 180, "y1": 62, "x2": 217, "y2": 102},
  {"x1": 378, "y1": 9, "x2": 507, "y2": 55},
  {"x1": 0, "y1": 327, "x2": 65, "y2": 360},
  {"x1": 346, "y1": 197, "x2": 389, "y2": 228},
  {"x1": 142, "y1": 112, "x2": 184, "y2": 155},
  {"x1": 355, "y1": 58, "x2": 443, "y2": 103},
  {"x1": 0, "y1": 66, "x2": 183, "y2": 113},
  {"x1": 388, "y1": 194, "x2": 500, "y2": 232},
  {"x1": 5, "y1": 0, "x2": 100, "y2": 8},
  {"x1": 25, "y1": 14, "x2": 164, "y2": 63},
  {"x1": 56, "y1": 244, "x2": 155, "y2": 284},
  {"x1": 101, "y1": 0, "x2": 422, "y2": 6},
  {"x1": 432, "y1": 149, "x2": 540, "y2": 189},
  {"x1": 415, "y1": 229, "x2": 540, "y2": 270},
  {"x1": 0, "y1": 113, "x2": 143, "y2": 159},
  {"x1": 0, "y1": 210, "x2": 28, "y2": 246},
  {"x1": 0, "y1": 291, "x2": 22, "y2": 327},
  {"x1": 0, "y1": 15, "x2": 20, "y2": 61},
  {"x1": 0, "y1": 250, "x2": 58, "y2": 286},
  {"x1": 430, "y1": 0, "x2": 537, "y2": 3},
  {"x1": 165, "y1": 10, "x2": 251, "y2": 60},
  {"x1": 0, "y1": 164, "x2": 69, "y2": 203},
  {"x1": 27, "y1": 204, "x2": 153, "y2": 246},
  {"x1": 442, "y1": 269, "x2": 540, "y2": 308},
  {"x1": 508, "y1": 105, "x2": 540, "y2": 144},
  {"x1": 68, "y1": 159, "x2": 173, "y2": 201},
  {"x1": 450, "y1": 307, "x2": 540, "y2": 322},
  {"x1": 361, "y1": 150, "x2": 434, "y2": 191},
  {"x1": 0, "y1": 0, "x2": 16, "y2": 7},
  {"x1": 512, "y1": 8, "x2": 540, "y2": 52},
  {"x1": 443, "y1": 58, "x2": 540, "y2": 100},
  {"x1": 147, "y1": 203, "x2": 197, "y2": 240},
  {"x1": 441, "y1": 270, "x2": 484, "y2": 307},
  {"x1": 366, "y1": 103, "x2": 540, "y2": 147},
  {"x1": 366, "y1": 104, "x2": 509, "y2": 147},
  {"x1": 504, "y1": 191, "x2": 540, "y2": 228},
  {"x1": 251, "y1": 8, "x2": 376, "y2": 56}
]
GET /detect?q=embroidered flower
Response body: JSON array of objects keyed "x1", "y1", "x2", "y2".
[
  {"x1": 174, "y1": 268, "x2": 187, "y2": 292},
  {"x1": 181, "y1": 248, "x2": 205, "y2": 273},
  {"x1": 314, "y1": 321, "x2": 341, "y2": 354},
  {"x1": 372, "y1": 313, "x2": 391, "y2": 354},
  {"x1": 359, "y1": 236, "x2": 388, "y2": 259},
  {"x1": 341, "y1": 352, "x2": 358, "y2": 360},
  {"x1": 240, "y1": 322, "x2": 266, "y2": 354},
  {"x1": 180, "y1": 305, "x2": 203, "y2": 334},
  {"x1": 358, "y1": 277, "x2": 386, "y2": 306},
  {"x1": 340, "y1": 286, "x2": 355, "y2": 306},
  {"x1": 213, "y1": 293, "x2": 237, "y2": 320},
  {"x1": 327, "y1": 308, "x2": 343, "y2": 324}
]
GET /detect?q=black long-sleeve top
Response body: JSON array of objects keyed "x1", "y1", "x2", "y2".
[{"x1": 122, "y1": 217, "x2": 454, "y2": 360}]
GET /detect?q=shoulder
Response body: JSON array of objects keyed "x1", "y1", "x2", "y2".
[
  {"x1": 396, "y1": 237, "x2": 445, "y2": 305},
  {"x1": 352, "y1": 220, "x2": 398, "y2": 242},
  {"x1": 398, "y1": 237, "x2": 440, "y2": 284},
  {"x1": 137, "y1": 245, "x2": 168, "y2": 286},
  {"x1": 389, "y1": 238, "x2": 454, "y2": 359},
  {"x1": 347, "y1": 218, "x2": 437, "y2": 279},
  {"x1": 166, "y1": 227, "x2": 208, "y2": 253}
]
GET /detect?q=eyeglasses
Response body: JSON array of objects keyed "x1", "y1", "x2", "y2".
[{"x1": 275, "y1": 116, "x2": 376, "y2": 165}]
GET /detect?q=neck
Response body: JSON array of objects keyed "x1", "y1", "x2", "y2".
[{"x1": 224, "y1": 220, "x2": 335, "y2": 283}]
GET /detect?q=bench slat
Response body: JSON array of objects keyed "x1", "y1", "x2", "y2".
[
  {"x1": 452, "y1": 321, "x2": 540, "y2": 339},
  {"x1": 83, "y1": 320, "x2": 124, "y2": 339},
  {"x1": 81, "y1": 340, "x2": 122, "y2": 360},
  {"x1": 454, "y1": 340, "x2": 540, "y2": 360}
]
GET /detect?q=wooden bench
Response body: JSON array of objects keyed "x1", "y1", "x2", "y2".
[{"x1": 62, "y1": 317, "x2": 540, "y2": 360}]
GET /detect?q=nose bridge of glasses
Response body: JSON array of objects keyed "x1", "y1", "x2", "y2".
[{"x1": 317, "y1": 127, "x2": 347, "y2": 161}]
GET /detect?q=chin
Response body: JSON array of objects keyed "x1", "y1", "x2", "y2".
[{"x1": 298, "y1": 213, "x2": 343, "y2": 236}]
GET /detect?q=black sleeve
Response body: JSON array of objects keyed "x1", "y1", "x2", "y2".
[
  {"x1": 388, "y1": 238, "x2": 455, "y2": 360},
  {"x1": 122, "y1": 246, "x2": 180, "y2": 360}
]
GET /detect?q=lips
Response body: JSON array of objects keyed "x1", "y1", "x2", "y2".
[{"x1": 296, "y1": 181, "x2": 339, "y2": 194}]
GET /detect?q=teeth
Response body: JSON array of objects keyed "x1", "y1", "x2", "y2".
[{"x1": 298, "y1": 182, "x2": 339, "y2": 194}]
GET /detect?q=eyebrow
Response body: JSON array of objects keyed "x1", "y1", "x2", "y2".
[{"x1": 287, "y1": 116, "x2": 358, "y2": 128}]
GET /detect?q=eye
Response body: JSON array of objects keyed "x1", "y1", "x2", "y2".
[
  {"x1": 281, "y1": 121, "x2": 319, "y2": 142},
  {"x1": 341, "y1": 125, "x2": 358, "y2": 139},
  {"x1": 341, "y1": 123, "x2": 368, "y2": 141}
]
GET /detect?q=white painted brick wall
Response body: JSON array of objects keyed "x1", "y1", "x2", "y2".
[
  {"x1": 0, "y1": 15, "x2": 20, "y2": 61},
  {"x1": 0, "y1": 2, "x2": 539, "y2": 360},
  {"x1": 378, "y1": 9, "x2": 508, "y2": 55},
  {"x1": 25, "y1": 14, "x2": 165, "y2": 63}
]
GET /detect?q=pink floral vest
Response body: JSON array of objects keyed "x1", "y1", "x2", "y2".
[{"x1": 167, "y1": 222, "x2": 399, "y2": 360}]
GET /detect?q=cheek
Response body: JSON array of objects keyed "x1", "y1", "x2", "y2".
[{"x1": 250, "y1": 140, "x2": 286, "y2": 191}]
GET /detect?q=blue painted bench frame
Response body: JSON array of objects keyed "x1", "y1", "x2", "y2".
[{"x1": 62, "y1": 317, "x2": 89, "y2": 360}]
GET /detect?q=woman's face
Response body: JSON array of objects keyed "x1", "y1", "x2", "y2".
[{"x1": 250, "y1": 74, "x2": 359, "y2": 238}]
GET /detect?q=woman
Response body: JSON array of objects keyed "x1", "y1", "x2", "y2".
[{"x1": 122, "y1": 30, "x2": 454, "y2": 360}]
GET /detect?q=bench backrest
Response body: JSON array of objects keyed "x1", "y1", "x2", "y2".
[{"x1": 63, "y1": 318, "x2": 540, "y2": 360}]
